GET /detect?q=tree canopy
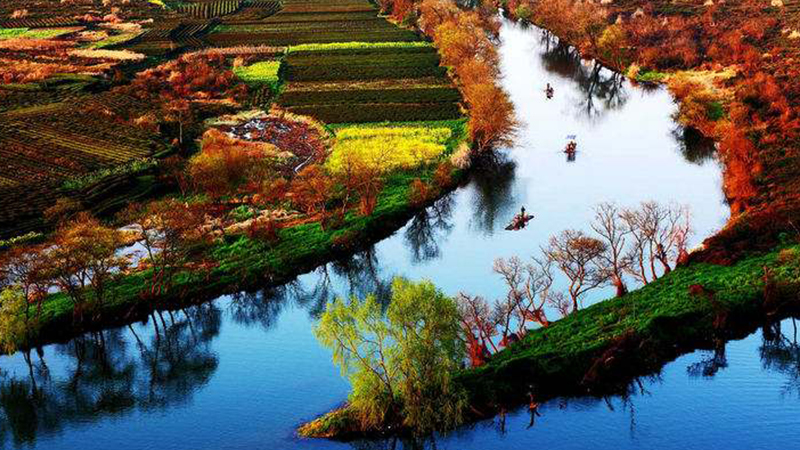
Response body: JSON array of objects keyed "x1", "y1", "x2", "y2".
[{"x1": 314, "y1": 277, "x2": 466, "y2": 434}]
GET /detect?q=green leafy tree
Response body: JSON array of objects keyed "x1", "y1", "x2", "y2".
[
  {"x1": 0, "y1": 287, "x2": 28, "y2": 353},
  {"x1": 315, "y1": 278, "x2": 466, "y2": 434}
]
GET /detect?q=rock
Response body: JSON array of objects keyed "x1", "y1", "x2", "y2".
[
  {"x1": 789, "y1": 30, "x2": 800, "y2": 40},
  {"x1": 703, "y1": 0, "x2": 713, "y2": 5},
  {"x1": 600, "y1": 0, "x2": 613, "y2": 4},
  {"x1": 771, "y1": 0, "x2": 783, "y2": 7},
  {"x1": 632, "y1": 7, "x2": 644, "y2": 18}
]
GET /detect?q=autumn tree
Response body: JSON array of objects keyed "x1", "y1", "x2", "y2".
[
  {"x1": 0, "y1": 244, "x2": 50, "y2": 326},
  {"x1": 289, "y1": 165, "x2": 333, "y2": 218},
  {"x1": 122, "y1": 200, "x2": 208, "y2": 298},
  {"x1": 542, "y1": 229, "x2": 608, "y2": 313},
  {"x1": 621, "y1": 201, "x2": 691, "y2": 283},
  {"x1": 42, "y1": 213, "x2": 129, "y2": 322},
  {"x1": 455, "y1": 292, "x2": 496, "y2": 367}
]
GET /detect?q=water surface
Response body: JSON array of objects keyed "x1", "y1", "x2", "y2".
[{"x1": 0, "y1": 21, "x2": 756, "y2": 450}]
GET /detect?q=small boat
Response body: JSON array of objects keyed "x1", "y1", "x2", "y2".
[{"x1": 505, "y1": 213, "x2": 535, "y2": 231}]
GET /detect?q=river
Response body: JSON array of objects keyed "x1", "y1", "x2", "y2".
[{"x1": 3, "y1": 20, "x2": 791, "y2": 450}]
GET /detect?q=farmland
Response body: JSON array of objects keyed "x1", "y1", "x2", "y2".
[{"x1": 0, "y1": 0, "x2": 463, "y2": 239}]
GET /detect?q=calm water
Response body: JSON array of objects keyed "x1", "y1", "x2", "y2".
[{"x1": 2, "y1": 21, "x2": 783, "y2": 450}]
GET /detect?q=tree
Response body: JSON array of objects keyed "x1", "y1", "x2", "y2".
[
  {"x1": 591, "y1": 202, "x2": 630, "y2": 297},
  {"x1": 542, "y1": 230, "x2": 608, "y2": 313},
  {"x1": 123, "y1": 200, "x2": 208, "y2": 298},
  {"x1": 456, "y1": 292, "x2": 497, "y2": 366},
  {"x1": 314, "y1": 278, "x2": 466, "y2": 434},
  {"x1": 42, "y1": 213, "x2": 129, "y2": 322},
  {"x1": 288, "y1": 165, "x2": 333, "y2": 218},
  {"x1": 0, "y1": 244, "x2": 50, "y2": 325},
  {"x1": 0, "y1": 287, "x2": 28, "y2": 354}
]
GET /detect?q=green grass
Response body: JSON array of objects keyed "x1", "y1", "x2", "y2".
[
  {"x1": 0, "y1": 27, "x2": 77, "y2": 40},
  {"x1": 636, "y1": 69, "x2": 668, "y2": 83},
  {"x1": 288, "y1": 41, "x2": 431, "y2": 54},
  {"x1": 302, "y1": 243, "x2": 800, "y2": 437},
  {"x1": 233, "y1": 61, "x2": 282, "y2": 91}
]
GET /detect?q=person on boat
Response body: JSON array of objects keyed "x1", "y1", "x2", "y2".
[
  {"x1": 520, "y1": 206, "x2": 526, "y2": 217},
  {"x1": 546, "y1": 83, "x2": 554, "y2": 99}
]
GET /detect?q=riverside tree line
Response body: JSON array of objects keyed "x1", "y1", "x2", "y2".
[{"x1": 305, "y1": 200, "x2": 693, "y2": 435}]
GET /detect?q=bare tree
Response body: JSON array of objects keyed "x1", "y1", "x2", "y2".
[
  {"x1": 493, "y1": 256, "x2": 553, "y2": 334},
  {"x1": 542, "y1": 230, "x2": 608, "y2": 313},
  {"x1": 456, "y1": 293, "x2": 497, "y2": 366},
  {"x1": 621, "y1": 202, "x2": 692, "y2": 282},
  {"x1": 591, "y1": 202, "x2": 631, "y2": 297}
]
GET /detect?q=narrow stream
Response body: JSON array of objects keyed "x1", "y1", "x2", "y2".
[{"x1": 0, "y1": 21, "x2": 781, "y2": 450}]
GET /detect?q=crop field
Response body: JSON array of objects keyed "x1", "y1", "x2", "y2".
[
  {"x1": 278, "y1": 42, "x2": 460, "y2": 123},
  {"x1": 0, "y1": 0, "x2": 464, "y2": 238},
  {"x1": 327, "y1": 124, "x2": 453, "y2": 174}
]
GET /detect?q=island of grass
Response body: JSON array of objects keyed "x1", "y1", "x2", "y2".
[{"x1": 299, "y1": 240, "x2": 800, "y2": 438}]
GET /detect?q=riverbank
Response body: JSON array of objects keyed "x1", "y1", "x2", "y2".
[
  {"x1": 297, "y1": 0, "x2": 800, "y2": 437},
  {"x1": 15, "y1": 118, "x2": 468, "y2": 349},
  {"x1": 299, "y1": 241, "x2": 800, "y2": 438}
]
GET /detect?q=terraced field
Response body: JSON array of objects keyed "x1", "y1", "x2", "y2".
[{"x1": 0, "y1": 0, "x2": 463, "y2": 238}]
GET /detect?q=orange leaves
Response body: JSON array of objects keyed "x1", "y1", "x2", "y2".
[
  {"x1": 288, "y1": 165, "x2": 333, "y2": 216},
  {"x1": 421, "y1": 6, "x2": 516, "y2": 151},
  {"x1": 463, "y1": 82, "x2": 516, "y2": 149}
]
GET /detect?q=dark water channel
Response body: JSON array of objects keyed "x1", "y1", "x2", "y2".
[{"x1": 3, "y1": 20, "x2": 791, "y2": 450}]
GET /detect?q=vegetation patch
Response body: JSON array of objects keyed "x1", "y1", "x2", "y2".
[
  {"x1": 233, "y1": 60, "x2": 282, "y2": 92},
  {"x1": 327, "y1": 124, "x2": 452, "y2": 175}
]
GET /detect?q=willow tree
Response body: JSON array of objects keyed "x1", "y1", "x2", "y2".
[{"x1": 314, "y1": 278, "x2": 466, "y2": 434}]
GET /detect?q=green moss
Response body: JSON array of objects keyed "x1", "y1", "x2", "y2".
[{"x1": 636, "y1": 69, "x2": 668, "y2": 83}]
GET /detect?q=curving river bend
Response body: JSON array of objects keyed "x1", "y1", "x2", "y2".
[{"x1": 3, "y1": 21, "x2": 797, "y2": 450}]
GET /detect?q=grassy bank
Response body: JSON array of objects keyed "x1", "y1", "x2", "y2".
[
  {"x1": 300, "y1": 242, "x2": 800, "y2": 438},
  {"x1": 18, "y1": 119, "x2": 468, "y2": 348}
]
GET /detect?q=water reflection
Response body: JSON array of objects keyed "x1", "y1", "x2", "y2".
[
  {"x1": 0, "y1": 304, "x2": 221, "y2": 448},
  {"x1": 537, "y1": 33, "x2": 628, "y2": 122},
  {"x1": 468, "y1": 156, "x2": 517, "y2": 236},
  {"x1": 760, "y1": 318, "x2": 800, "y2": 396},
  {"x1": 404, "y1": 193, "x2": 455, "y2": 263},
  {"x1": 673, "y1": 126, "x2": 718, "y2": 166}
]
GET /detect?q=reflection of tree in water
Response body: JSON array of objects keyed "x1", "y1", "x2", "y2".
[
  {"x1": 687, "y1": 339, "x2": 728, "y2": 378},
  {"x1": 0, "y1": 303, "x2": 221, "y2": 447},
  {"x1": 760, "y1": 318, "x2": 800, "y2": 396},
  {"x1": 289, "y1": 248, "x2": 396, "y2": 319},
  {"x1": 672, "y1": 126, "x2": 717, "y2": 166},
  {"x1": 538, "y1": 33, "x2": 628, "y2": 121},
  {"x1": 470, "y1": 155, "x2": 517, "y2": 236},
  {"x1": 404, "y1": 193, "x2": 455, "y2": 263},
  {"x1": 229, "y1": 286, "x2": 291, "y2": 332}
]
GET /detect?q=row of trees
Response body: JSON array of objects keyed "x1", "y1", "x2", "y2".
[
  {"x1": 0, "y1": 214, "x2": 134, "y2": 351},
  {"x1": 458, "y1": 201, "x2": 692, "y2": 366},
  {"x1": 502, "y1": 0, "x2": 799, "y2": 213},
  {"x1": 416, "y1": 0, "x2": 518, "y2": 151}
]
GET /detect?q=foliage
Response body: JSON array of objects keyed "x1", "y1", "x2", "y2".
[
  {"x1": 327, "y1": 125, "x2": 451, "y2": 175},
  {"x1": 62, "y1": 158, "x2": 158, "y2": 191},
  {"x1": 314, "y1": 278, "x2": 466, "y2": 433},
  {"x1": 0, "y1": 287, "x2": 28, "y2": 354},
  {"x1": 39, "y1": 213, "x2": 130, "y2": 321},
  {"x1": 233, "y1": 60, "x2": 282, "y2": 92},
  {"x1": 187, "y1": 129, "x2": 279, "y2": 199}
]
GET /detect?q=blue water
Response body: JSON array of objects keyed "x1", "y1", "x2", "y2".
[{"x1": 0, "y1": 21, "x2": 780, "y2": 450}]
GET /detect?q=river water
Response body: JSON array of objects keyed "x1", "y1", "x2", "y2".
[{"x1": 4, "y1": 20, "x2": 792, "y2": 450}]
